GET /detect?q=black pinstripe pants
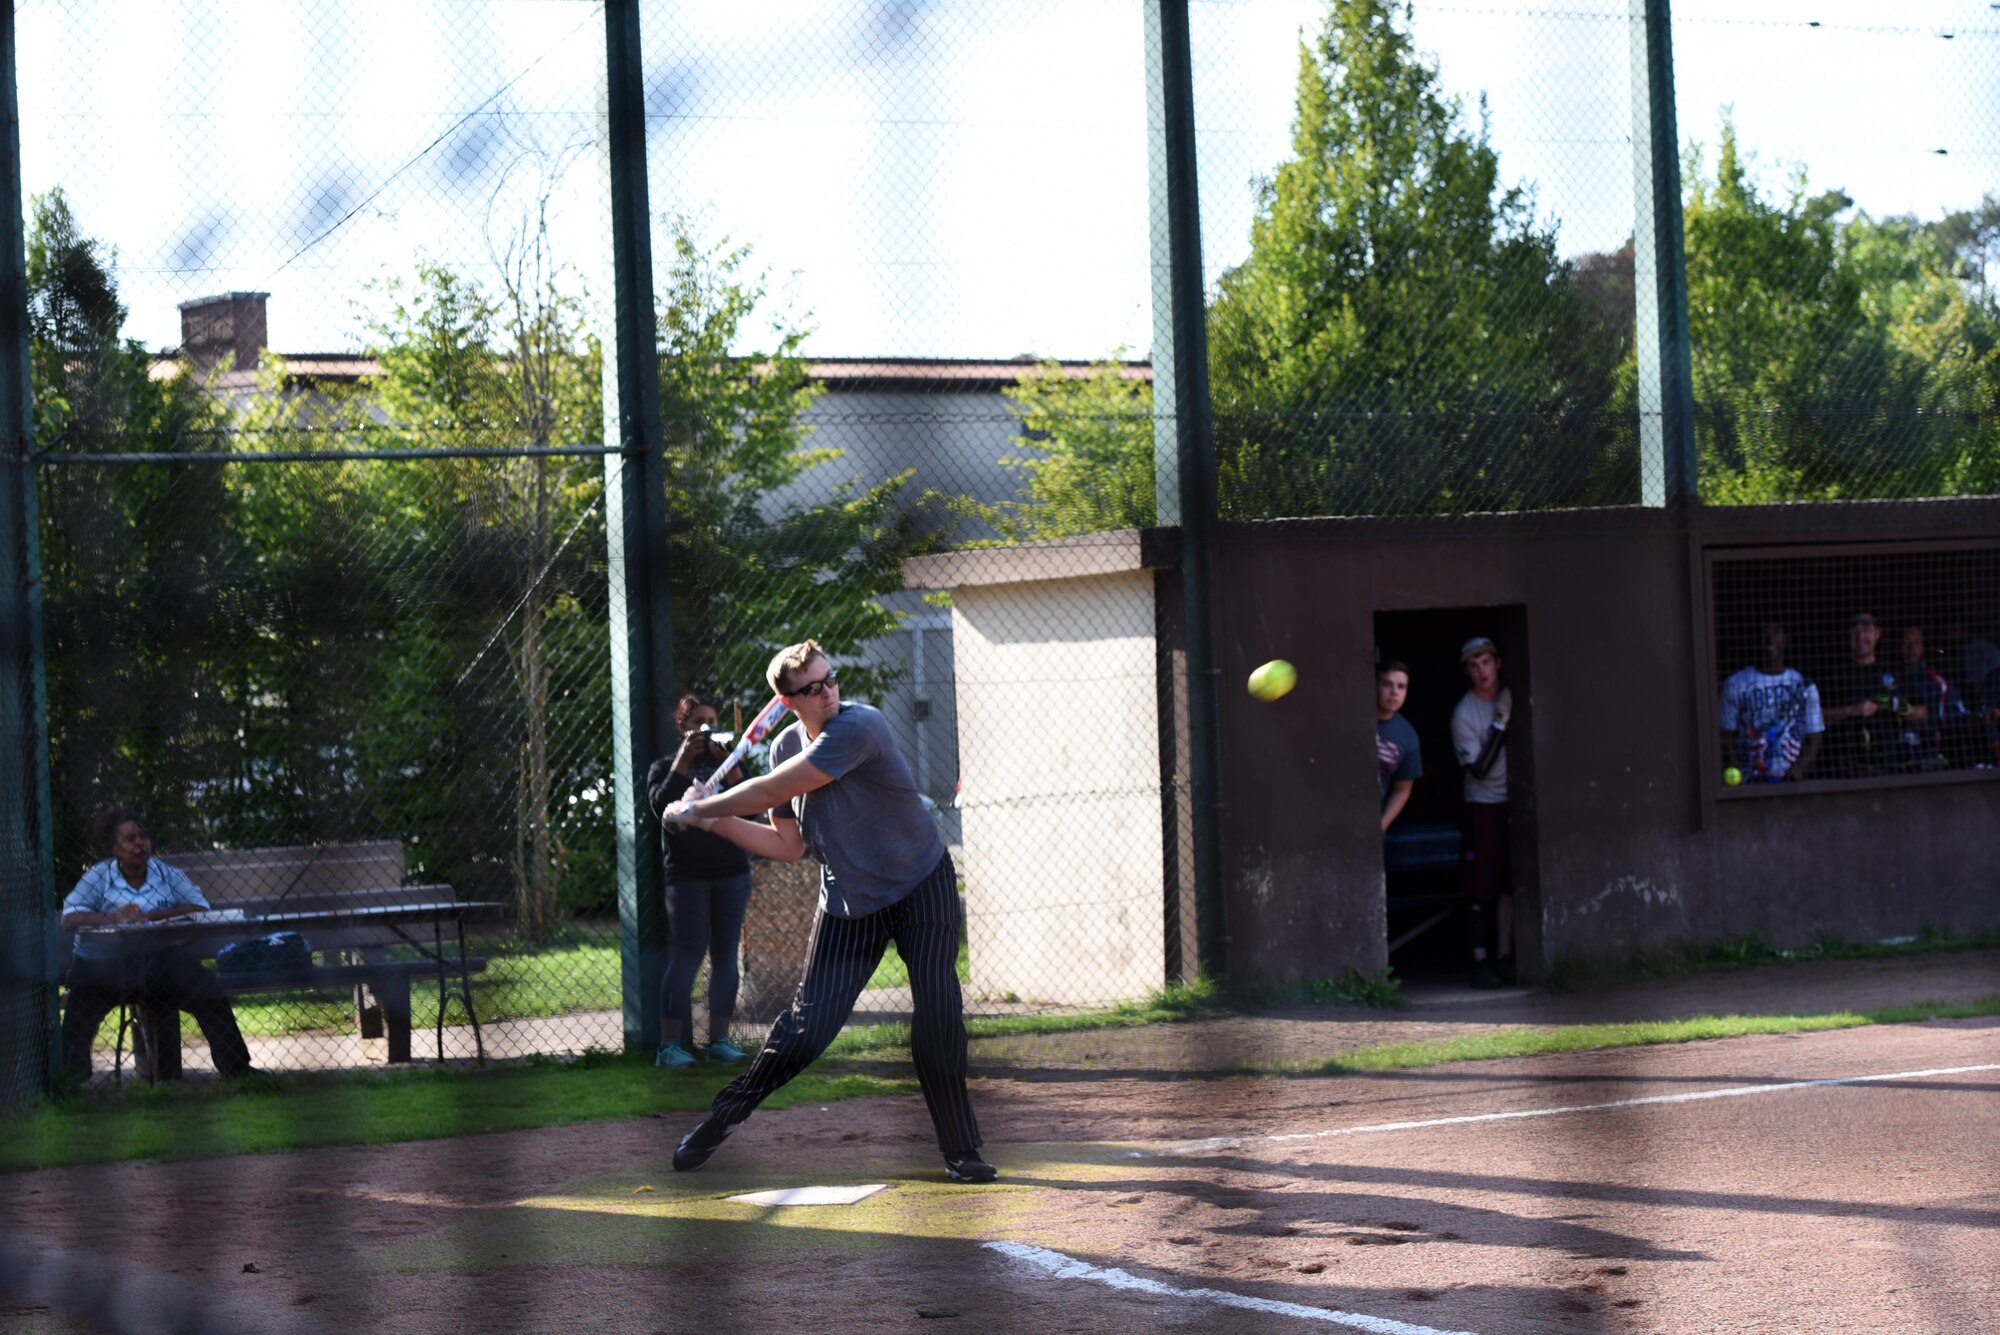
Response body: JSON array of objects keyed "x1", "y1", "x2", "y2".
[{"x1": 704, "y1": 852, "x2": 981, "y2": 1154}]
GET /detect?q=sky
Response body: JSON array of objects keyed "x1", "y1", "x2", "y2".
[{"x1": 14, "y1": 0, "x2": 1999, "y2": 362}]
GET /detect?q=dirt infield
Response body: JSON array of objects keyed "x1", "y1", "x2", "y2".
[{"x1": 4, "y1": 952, "x2": 1998, "y2": 1334}]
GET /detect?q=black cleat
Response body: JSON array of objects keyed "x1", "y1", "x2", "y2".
[
  {"x1": 944, "y1": 1153, "x2": 998, "y2": 1184},
  {"x1": 1470, "y1": 962, "x2": 1505, "y2": 989},
  {"x1": 673, "y1": 1116, "x2": 734, "y2": 1172}
]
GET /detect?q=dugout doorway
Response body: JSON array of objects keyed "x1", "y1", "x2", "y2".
[{"x1": 1372, "y1": 605, "x2": 1542, "y2": 982}]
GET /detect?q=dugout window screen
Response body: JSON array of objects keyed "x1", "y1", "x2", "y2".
[{"x1": 1705, "y1": 542, "x2": 2000, "y2": 795}]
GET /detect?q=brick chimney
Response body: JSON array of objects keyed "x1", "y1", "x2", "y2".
[{"x1": 177, "y1": 292, "x2": 269, "y2": 375}]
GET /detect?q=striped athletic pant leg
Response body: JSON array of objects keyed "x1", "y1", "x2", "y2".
[
  {"x1": 887, "y1": 853, "x2": 980, "y2": 1155},
  {"x1": 703, "y1": 886, "x2": 891, "y2": 1131}
]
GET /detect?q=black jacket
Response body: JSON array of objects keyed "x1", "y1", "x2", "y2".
[{"x1": 644, "y1": 755, "x2": 753, "y2": 881}]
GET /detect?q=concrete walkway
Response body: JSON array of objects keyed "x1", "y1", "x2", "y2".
[
  {"x1": 84, "y1": 948, "x2": 1999, "y2": 1085},
  {"x1": 82, "y1": 982, "x2": 1053, "y2": 1082}
]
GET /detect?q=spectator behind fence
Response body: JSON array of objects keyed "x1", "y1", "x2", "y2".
[
  {"x1": 1818, "y1": 611, "x2": 1908, "y2": 778},
  {"x1": 1450, "y1": 636, "x2": 1514, "y2": 990},
  {"x1": 1719, "y1": 620, "x2": 1824, "y2": 783},
  {"x1": 59, "y1": 810, "x2": 254, "y2": 1083},
  {"x1": 1947, "y1": 619, "x2": 2000, "y2": 714},
  {"x1": 1376, "y1": 659, "x2": 1422, "y2": 834},
  {"x1": 645, "y1": 694, "x2": 755, "y2": 1070},
  {"x1": 1984, "y1": 663, "x2": 2000, "y2": 766},
  {"x1": 1893, "y1": 626, "x2": 1959, "y2": 770}
]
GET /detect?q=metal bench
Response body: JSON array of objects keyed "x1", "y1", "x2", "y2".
[{"x1": 1383, "y1": 818, "x2": 1465, "y2": 954}]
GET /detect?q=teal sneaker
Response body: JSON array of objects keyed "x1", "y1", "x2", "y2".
[
  {"x1": 655, "y1": 1041, "x2": 698, "y2": 1070},
  {"x1": 705, "y1": 1036, "x2": 749, "y2": 1065}
]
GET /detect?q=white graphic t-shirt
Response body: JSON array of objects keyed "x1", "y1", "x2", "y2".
[{"x1": 1719, "y1": 667, "x2": 1825, "y2": 781}]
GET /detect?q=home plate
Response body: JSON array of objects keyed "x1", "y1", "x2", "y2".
[{"x1": 728, "y1": 1184, "x2": 889, "y2": 1207}]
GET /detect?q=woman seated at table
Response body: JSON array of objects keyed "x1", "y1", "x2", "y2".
[{"x1": 59, "y1": 808, "x2": 254, "y2": 1082}]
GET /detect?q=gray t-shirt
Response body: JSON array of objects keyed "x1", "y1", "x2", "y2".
[
  {"x1": 768, "y1": 702, "x2": 946, "y2": 918},
  {"x1": 1451, "y1": 690, "x2": 1509, "y2": 804}
]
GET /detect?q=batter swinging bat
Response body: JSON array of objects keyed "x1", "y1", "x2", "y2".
[{"x1": 692, "y1": 694, "x2": 791, "y2": 798}]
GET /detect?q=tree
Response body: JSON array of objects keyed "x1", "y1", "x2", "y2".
[
  {"x1": 27, "y1": 189, "x2": 237, "y2": 872},
  {"x1": 658, "y1": 226, "x2": 942, "y2": 708},
  {"x1": 985, "y1": 355, "x2": 1155, "y2": 541},
  {"x1": 1663, "y1": 123, "x2": 1999, "y2": 502},
  {"x1": 1206, "y1": 0, "x2": 1620, "y2": 519},
  {"x1": 222, "y1": 242, "x2": 606, "y2": 939},
  {"x1": 356, "y1": 260, "x2": 605, "y2": 940}
]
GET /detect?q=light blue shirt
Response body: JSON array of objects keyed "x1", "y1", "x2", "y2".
[{"x1": 63, "y1": 860, "x2": 209, "y2": 960}]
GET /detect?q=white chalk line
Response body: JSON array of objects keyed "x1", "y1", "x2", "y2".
[
  {"x1": 985, "y1": 1241, "x2": 1479, "y2": 1335},
  {"x1": 1133, "y1": 1062, "x2": 2000, "y2": 1158}
]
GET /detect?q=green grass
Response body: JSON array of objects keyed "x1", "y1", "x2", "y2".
[
  {"x1": 97, "y1": 929, "x2": 946, "y2": 1045},
  {"x1": 1244, "y1": 967, "x2": 1402, "y2": 1008},
  {"x1": 220, "y1": 938, "x2": 625, "y2": 1038},
  {"x1": 0, "y1": 1050, "x2": 913, "y2": 1174},
  {"x1": 862, "y1": 931, "x2": 971, "y2": 993},
  {"x1": 827, "y1": 977, "x2": 1233, "y2": 1057},
  {"x1": 1303, "y1": 995, "x2": 2000, "y2": 1074},
  {"x1": 827, "y1": 971, "x2": 1411, "y2": 1058},
  {"x1": 14, "y1": 988, "x2": 1996, "y2": 1174},
  {"x1": 1542, "y1": 923, "x2": 2000, "y2": 993}
]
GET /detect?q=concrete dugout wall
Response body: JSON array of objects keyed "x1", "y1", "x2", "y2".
[
  {"x1": 1213, "y1": 500, "x2": 2000, "y2": 985},
  {"x1": 907, "y1": 503, "x2": 1998, "y2": 999}
]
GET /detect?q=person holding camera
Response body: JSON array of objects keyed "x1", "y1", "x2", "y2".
[{"x1": 644, "y1": 694, "x2": 754, "y2": 1068}]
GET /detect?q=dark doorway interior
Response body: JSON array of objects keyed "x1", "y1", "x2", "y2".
[{"x1": 1373, "y1": 605, "x2": 1536, "y2": 980}]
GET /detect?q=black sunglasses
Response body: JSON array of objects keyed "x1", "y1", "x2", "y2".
[{"x1": 787, "y1": 671, "x2": 839, "y2": 699}]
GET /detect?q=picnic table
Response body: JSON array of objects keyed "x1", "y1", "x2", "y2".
[{"x1": 66, "y1": 842, "x2": 502, "y2": 1078}]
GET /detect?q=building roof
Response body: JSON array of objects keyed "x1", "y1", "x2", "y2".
[
  {"x1": 151, "y1": 352, "x2": 1151, "y2": 391},
  {"x1": 801, "y1": 358, "x2": 1153, "y2": 391}
]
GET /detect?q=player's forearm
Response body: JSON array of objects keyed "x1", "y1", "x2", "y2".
[
  {"x1": 708, "y1": 817, "x2": 804, "y2": 863},
  {"x1": 692, "y1": 771, "x2": 793, "y2": 819},
  {"x1": 1467, "y1": 728, "x2": 1507, "y2": 780},
  {"x1": 1380, "y1": 786, "x2": 1412, "y2": 831}
]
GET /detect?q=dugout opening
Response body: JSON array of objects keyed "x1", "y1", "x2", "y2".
[{"x1": 1372, "y1": 605, "x2": 1541, "y2": 982}]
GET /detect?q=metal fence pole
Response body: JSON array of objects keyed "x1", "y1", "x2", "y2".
[
  {"x1": 1631, "y1": 0, "x2": 1698, "y2": 504},
  {"x1": 0, "y1": 0, "x2": 57, "y2": 1103},
  {"x1": 602, "y1": 0, "x2": 674, "y2": 1053},
  {"x1": 1145, "y1": 0, "x2": 1225, "y2": 978}
]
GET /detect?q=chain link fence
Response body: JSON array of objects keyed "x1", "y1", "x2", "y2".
[
  {"x1": 8, "y1": 0, "x2": 2000, "y2": 1089},
  {"x1": 1672, "y1": 2, "x2": 2000, "y2": 506}
]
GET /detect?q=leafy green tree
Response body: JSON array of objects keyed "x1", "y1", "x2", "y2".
[
  {"x1": 1206, "y1": 0, "x2": 1619, "y2": 519},
  {"x1": 985, "y1": 355, "x2": 1155, "y2": 540},
  {"x1": 27, "y1": 189, "x2": 238, "y2": 873},
  {"x1": 359, "y1": 261, "x2": 604, "y2": 938},
  {"x1": 658, "y1": 227, "x2": 941, "y2": 707},
  {"x1": 1851, "y1": 212, "x2": 2000, "y2": 498},
  {"x1": 220, "y1": 246, "x2": 608, "y2": 937},
  {"x1": 1664, "y1": 123, "x2": 1999, "y2": 502}
]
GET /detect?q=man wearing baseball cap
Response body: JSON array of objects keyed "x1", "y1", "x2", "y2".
[
  {"x1": 1451, "y1": 636, "x2": 1514, "y2": 988},
  {"x1": 1819, "y1": 611, "x2": 1901, "y2": 778}
]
